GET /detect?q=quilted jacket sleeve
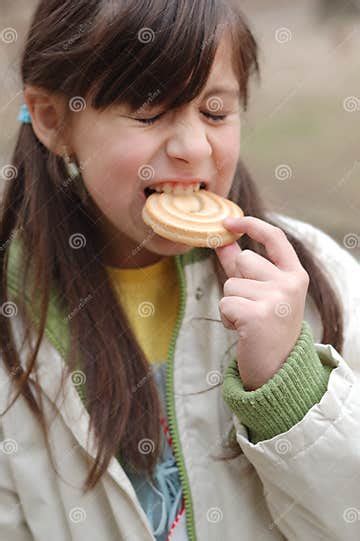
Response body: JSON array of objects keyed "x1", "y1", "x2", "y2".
[
  {"x1": 222, "y1": 217, "x2": 360, "y2": 540},
  {"x1": 222, "y1": 320, "x2": 333, "y2": 443}
]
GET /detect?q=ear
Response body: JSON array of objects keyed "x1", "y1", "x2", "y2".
[{"x1": 23, "y1": 85, "x2": 69, "y2": 157}]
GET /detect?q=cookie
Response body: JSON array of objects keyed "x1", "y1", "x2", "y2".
[{"x1": 142, "y1": 188, "x2": 244, "y2": 248}]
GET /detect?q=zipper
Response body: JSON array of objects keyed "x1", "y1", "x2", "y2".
[
  {"x1": 7, "y1": 236, "x2": 197, "y2": 539},
  {"x1": 165, "y1": 254, "x2": 197, "y2": 541}
]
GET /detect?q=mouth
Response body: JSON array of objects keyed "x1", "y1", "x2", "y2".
[{"x1": 143, "y1": 181, "x2": 208, "y2": 199}]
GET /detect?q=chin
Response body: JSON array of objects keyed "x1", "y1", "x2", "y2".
[{"x1": 150, "y1": 234, "x2": 194, "y2": 255}]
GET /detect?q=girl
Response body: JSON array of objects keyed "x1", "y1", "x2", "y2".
[{"x1": 1, "y1": 1, "x2": 360, "y2": 540}]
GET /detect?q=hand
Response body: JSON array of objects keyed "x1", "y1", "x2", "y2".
[{"x1": 215, "y1": 216, "x2": 310, "y2": 391}]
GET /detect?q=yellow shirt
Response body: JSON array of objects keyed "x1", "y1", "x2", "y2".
[{"x1": 106, "y1": 257, "x2": 179, "y2": 364}]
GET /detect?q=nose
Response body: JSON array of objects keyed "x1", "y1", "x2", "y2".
[{"x1": 166, "y1": 111, "x2": 212, "y2": 163}]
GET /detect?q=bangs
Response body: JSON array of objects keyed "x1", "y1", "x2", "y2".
[{"x1": 62, "y1": 0, "x2": 259, "y2": 113}]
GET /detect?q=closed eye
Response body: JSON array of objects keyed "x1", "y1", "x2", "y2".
[
  {"x1": 135, "y1": 112, "x2": 165, "y2": 125},
  {"x1": 134, "y1": 111, "x2": 228, "y2": 125},
  {"x1": 202, "y1": 112, "x2": 227, "y2": 122}
]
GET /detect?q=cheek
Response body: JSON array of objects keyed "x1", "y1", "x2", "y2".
[
  {"x1": 215, "y1": 127, "x2": 240, "y2": 179},
  {"x1": 79, "y1": 135, "x2": 154, "y2": 204}
]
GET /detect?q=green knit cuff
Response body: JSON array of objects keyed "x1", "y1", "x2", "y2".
[{"x1": 222, "y1": 320, "x2": 333, "y2": 444}]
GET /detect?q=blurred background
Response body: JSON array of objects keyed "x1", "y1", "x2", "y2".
[{"x1": 0, "y1": 0, "x2": 359, "y2": 256}]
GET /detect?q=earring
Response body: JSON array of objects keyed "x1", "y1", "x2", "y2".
[{"x1": 62, "y1": 146, "x2": 88, "y2": 204}]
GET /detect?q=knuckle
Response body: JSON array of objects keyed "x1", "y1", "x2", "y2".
[
  {"x1": 219, "y1": 297, "x2": 228, "y2": 310},
  {"x1": 281, "y1": 277, "x2": 297, "y2": 295},
  {"x1": 300, "y1": 269, "x2": 310, "y2": 286},
  {"x1": 274, "y1": 226, "x2": 286, "y2": 238},
  {"x1": 272, "y1": 289, "x2": 286, "y2": 306},
  {"x1": 241, "y1": 249, "x2": 252, "y2": 257},
  {"x1": 223, "y1": 278, "x2": 231, "y2": 296},
  {"x1": 222, "y1": 314, "x2": 235, "y2": 330},
  {"x1": 282, "y1": 271, "x2": 309, "y2": 295},
  {"x1": 237, "y1": 249, "x2": 252, "y2": 264}
]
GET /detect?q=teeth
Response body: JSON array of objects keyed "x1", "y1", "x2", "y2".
[
  {"x1": 149, "y1": 182, "x2": 202, "y2": 195},
  {"x1": 162, "y1": 183, "x2": 173, "y2": 194},
  {"x1": 184, "y1": 185, "x2": 195, "y2": 195}
]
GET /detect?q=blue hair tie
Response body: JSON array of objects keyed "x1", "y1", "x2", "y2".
[{"x1": 18, "y1": 103, "x2": 32, "y2": 124}]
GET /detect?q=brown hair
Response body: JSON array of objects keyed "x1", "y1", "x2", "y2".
[{"x1": 0, "y1": 0, "x2": 343, "y2": 494}]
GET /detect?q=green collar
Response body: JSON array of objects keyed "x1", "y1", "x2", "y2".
[{"x1": 6, "y1": 236, "x2": 212, "y2": 362}]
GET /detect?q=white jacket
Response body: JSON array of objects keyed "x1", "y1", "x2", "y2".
[{"x1": 1, "y1": 213, "x2": 360, "y2": 541}]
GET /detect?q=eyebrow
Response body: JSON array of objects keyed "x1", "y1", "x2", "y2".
[{"x1": 202, "y1": 86, "x2": 241, "y2": 100}]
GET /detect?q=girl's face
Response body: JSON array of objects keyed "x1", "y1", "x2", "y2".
[{"x1": 69, "y1": 36, "x2": 241, "y2": 268}]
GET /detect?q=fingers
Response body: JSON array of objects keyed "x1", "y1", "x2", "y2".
[
  {"x1": 216, "y1": 246, "x2": 279, "y2": 281},
  {"x1": 220, "y1": 310, "x2": 237, "y2": 331},
  {"x1": 223, "y1": 277, "x2": 269, "y2": 300},
  {"x1": 218, "y1": 296, "x2": 254, "y2": 332},
  {"x1": 237, "y1": 250, "x2": 278, "y2": 281},
  {"x1": 215, "y1": 241, "x2": 243, "y2": 279},
  {"x1": 222, "y1": 216, "x2": 301, "y2": 272}
]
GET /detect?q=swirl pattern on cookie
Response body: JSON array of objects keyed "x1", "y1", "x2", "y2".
[{"x1": 142, "y1": 189, "x2": 244, "y2": 247}]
